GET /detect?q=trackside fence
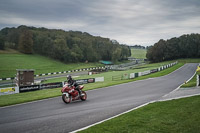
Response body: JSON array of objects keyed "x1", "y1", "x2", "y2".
[
  {"x1": 112, "y1": 61, "x2": 178, "y2": 81},
  {"x1": 0, "y1": 67, "x2": 106, "y2": 81}
]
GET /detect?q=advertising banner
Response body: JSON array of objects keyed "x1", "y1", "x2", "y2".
[
  {"x1": 87, "y1": 78, "x2": 95, "y2": 83},
  {"x1": 40, "y1": 82, "x2": 63, "y2": 89},
  {"x1": 95, "y1": 77, "x2": 104, "y2": 82},
  {"x1": 76, "y1": 78, "x2": 95, "y2": 84},
  {"x1": 19, "y1": 85, "x2": 40, "y2": 92},
  {"x1": 76, "y1": 79, "x2": 88, "y2": 84},
  {"x1": 0, "y1": 87, "x2": 15, "y2": 93}
]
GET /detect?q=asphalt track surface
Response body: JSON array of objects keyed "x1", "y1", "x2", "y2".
[{"x1": 0, "y1": 63, "x2": 198, "y2": 133}]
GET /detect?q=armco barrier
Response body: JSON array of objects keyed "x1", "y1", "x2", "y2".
[
  {"x1": 0, "y1": 67, "x2": 105, "y2": 81},
  {"x1": 150, "y1": 69, "x2": 158, "y2": 73},
  {"x1": 129, "y1": 61, "x2": 177, "y2": 79}
]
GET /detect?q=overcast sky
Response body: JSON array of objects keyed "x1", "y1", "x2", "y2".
[{"x1": 0, "y1": 0, "x2": 200, "y2": 46}]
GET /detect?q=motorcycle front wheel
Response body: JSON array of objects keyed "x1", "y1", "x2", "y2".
[
  {"x1": 62, "y1": 93, "x2": 71, "y2": 104},
  {"x1": 80, "y1": 91, "x2": 87, "y2": 101}
]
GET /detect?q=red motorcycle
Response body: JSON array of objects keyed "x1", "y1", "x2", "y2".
[{"x1": 61, "y1": 84, "x2": 87, "y2": 104}]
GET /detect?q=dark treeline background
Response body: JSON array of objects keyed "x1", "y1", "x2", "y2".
[
  {"x1": 129, "y1": 45, "x2": 146, "y2": 49},
  {"x1": 146, "y1": 33, "x2": 200, "y2": 62},
  {"x1": 0, "y1": 25, "x2": 131, "y2": 63}
]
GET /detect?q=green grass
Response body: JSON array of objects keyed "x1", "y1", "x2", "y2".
[
  {"x1": 181, "y1": 71, "x2": 200, "y2": 88},
  {"x1": 0, "y1": 53, "x2": 103, "y2": 78},
  {"x1": 0, "y1": 88, "x2": 61, "y2": 106},
  {"x1": 79, "y1": 95, "x2": 200, "y2": 133},
  {"x1": 131, "y1": 48, "x2": 147, "y2": 59}
]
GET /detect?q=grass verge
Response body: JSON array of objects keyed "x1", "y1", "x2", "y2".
[
  {"x1": 0, "y1": 88, "x2": 61, "y2": 107},
  {"x1": 181, "y1": 71, "x2": 200, "y2": 88},
  {"x1": 0, "y1": 53, "x2": 103, "y2": 78},
  {"x1": 78, "y1": 95, "x2": 200, "y2": 133}
]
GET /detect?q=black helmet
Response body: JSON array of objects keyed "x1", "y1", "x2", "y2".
[{"x1": 67, "y1": 75, "x2": 72, "y2": 80}]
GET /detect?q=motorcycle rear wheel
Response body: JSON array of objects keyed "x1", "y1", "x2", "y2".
[
  {"x1": 62, "y1": 94, "x2": 71, "y2": 104},
  {"x1": 80, "y1": 91, "x2": 87, "y2": 101}
]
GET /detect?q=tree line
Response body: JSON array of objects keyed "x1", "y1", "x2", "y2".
[
  {"x1": 0, "y1": 25, "x2": 131, "y2": 63},
  {"x1": 129, "y1": 45, "x2": 146, "y2": 49},
  {"x1": 146, "y1": 33, "x2": 200, "y2": 62}
]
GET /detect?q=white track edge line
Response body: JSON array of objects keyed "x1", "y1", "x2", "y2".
[
  {"x1": 70, "y1": 91, "x2": 200, "y2": 133},
  {"x1": 69, "y1": 102, "x2": 152, "y2": 133},
  {"x1": 158, "y1": 93, "x2": 200, "y2": 102}
]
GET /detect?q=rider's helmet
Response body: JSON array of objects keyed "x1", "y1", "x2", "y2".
[{"x1": 67, "y1": 75, "x2": 72, "y2": 80}]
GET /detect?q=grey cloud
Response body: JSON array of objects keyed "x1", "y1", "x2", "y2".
[{"x1": 0, "y1": 0, "x2": 200, "y2": 46}]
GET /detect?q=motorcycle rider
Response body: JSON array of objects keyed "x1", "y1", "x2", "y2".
[{"x1": 67, "y1": 75, "x2": 82, "y2": 95}]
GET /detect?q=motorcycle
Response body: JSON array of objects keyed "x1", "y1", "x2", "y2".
[{"x1": 61, "y1": 83, "x2": 87, "y2": 104}]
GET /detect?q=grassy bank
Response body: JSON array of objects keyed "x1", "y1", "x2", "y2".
[
  {"x1": 79, "y1": 95, "x2": 200, "y2": 133},
  {"x1": 181, "y1": 71, "x2": 200, "y2": 88},
  {"x1": 131, "y1": 48, "x2": 147, "y2": 59},
  {"x1": 0, "y1": 53, "x2": 103, "y2": 78}
]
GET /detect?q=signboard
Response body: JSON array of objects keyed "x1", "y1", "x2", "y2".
[
  {"x1": 76, "y1": 78, "x2": 95, "y2": 84},
  {"x1": 87, "y1": 78, "x2": 95, "y2": 83},
  {"x1": 196, "y1": 66, "x2": 200, "y2": 72},
  {"x1": 40, "y1": 82, "x2": 63, "y2": 89},
  {"x1": 122, "y1": 74, "x2": 129, "y2": 80},
  {"x1": 95, "y1": 77, "x2": 104, "y2": 82},
  {"x1": 130, "y1": 73, "x2": 135, "y2": 79},
  {"x1": 0, "y1": 87, "x2": 15, "y2": 93},
  {"x1": 76, "y1": 79, "x2": 88, "y2": 84},
  {"x1": 19, "y1": 85, "x2": 40, "y2": 92}
]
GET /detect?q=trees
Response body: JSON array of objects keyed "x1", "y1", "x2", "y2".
[
  {"x1": 147, "y1": 34, "x2": 200, "y2": 62},
  {"x1": 0, "y1": 25, "x2": 131, "y2": 63},
  {"x1": 18, "y1": 28, "x2": 33, "y2": 54},
  {"x1": 0, "y1": 35, "x2": 5, "y2": 50}
]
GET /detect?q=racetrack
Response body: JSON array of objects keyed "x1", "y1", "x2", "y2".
[{"x1": 0, "y1": 63, "x2": 198, "y2": 133}]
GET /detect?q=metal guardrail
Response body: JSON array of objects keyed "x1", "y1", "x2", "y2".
[
  {"x1": 112, "y1": 62, "x2": 178, "y2": 81},
  {"x1": 0, "y1": 67, "x2": 105, "y2": 81}
]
